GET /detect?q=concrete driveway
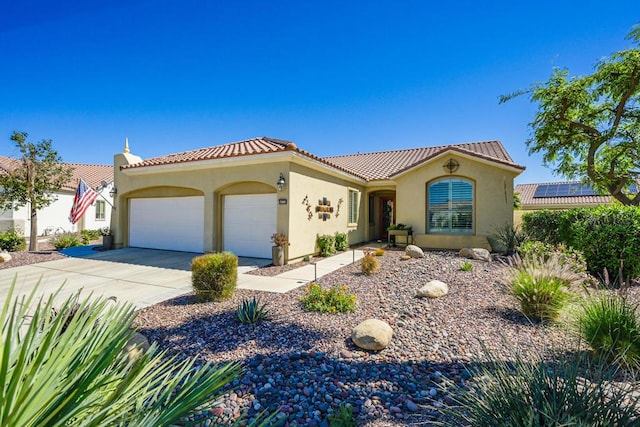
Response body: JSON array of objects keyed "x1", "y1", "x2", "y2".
[{"x1": 0, "y1": 247, "x2": 270, "y2": 310}]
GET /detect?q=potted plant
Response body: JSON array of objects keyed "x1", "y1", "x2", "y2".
[
  {"x1": 101, "y1": 227, "x2": 114, "y2": 250},
  {"x1": 270, "y1": 233, "x2": 289, "y2": 266}
]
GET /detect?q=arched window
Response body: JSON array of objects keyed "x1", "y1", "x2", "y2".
[{"x1": 427, "y1": 178, "x2": 473, "y2": 234}]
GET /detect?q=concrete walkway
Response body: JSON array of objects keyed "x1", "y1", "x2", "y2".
[{"x1": 0, "y1": 247, "x2": 365, "y2": 309}]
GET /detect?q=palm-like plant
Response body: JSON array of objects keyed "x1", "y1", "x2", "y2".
[{"x1": 0, "y1": 278, "x2": 242, "y2": 426}]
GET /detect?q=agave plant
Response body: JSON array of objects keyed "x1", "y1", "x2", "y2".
[
  {"x1": 0, "y1": 278, "x2": 242, "y2": 426},
  {"x1": 237, "y1": 296, "x2": 269, "y2": 324}
]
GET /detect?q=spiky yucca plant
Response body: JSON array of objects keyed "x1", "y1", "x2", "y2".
[
  {"x1": 0, "y1": 278, "x2": 242, "y2": 427},
  {"x1": 501, "y1": 253, "x2": 584, "y2": 322},
  {"x1": 237, "y1": 296, "x2": 269, "y2": 324}
]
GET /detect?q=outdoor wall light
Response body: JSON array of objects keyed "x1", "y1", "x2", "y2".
[
  {"x1": 277, "y1": 173, "x2": 286, "y2": 191},
  {"x1": 109, "y1": 186, "x2": 117, "y2": 198}
]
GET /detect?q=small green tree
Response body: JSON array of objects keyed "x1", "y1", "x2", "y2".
[
  {"x1": 0, "y1": 131, "x2": 72, "y2": 251},
  {"x1": 502, "y1": 25, "x2": 640, "y2": 206}
]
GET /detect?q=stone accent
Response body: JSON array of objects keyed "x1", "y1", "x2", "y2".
[
  {"x1": 351, "y1": 319, "x2": 393, "y2": 351},
  {"x1": 405, "y1": 245, "x2": 424, "y2": 259},
  {"x1": 417, "y1": 280, "x2": 449, "y2": 298},
  {"x1": 0, "y1": 251, "x2": 11, "y2": 262},
  {"x1": 459, "y1": 247, "x2": 491, "y2": 262},
  {"x1": 124, "y1": 331, "x2": 150, "y2": 362}
]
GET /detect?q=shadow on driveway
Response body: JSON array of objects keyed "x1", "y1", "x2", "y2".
[{"x1": 60, "y1": 246, "x2": 271, "y2": 272}]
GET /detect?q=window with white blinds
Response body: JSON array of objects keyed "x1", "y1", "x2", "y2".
[
  {"x1": 348, "y1": 189, "x2": 358, "y2": 224},
  {"x1": 427, "y1": 178, "x2": 473, "y2": 234}
]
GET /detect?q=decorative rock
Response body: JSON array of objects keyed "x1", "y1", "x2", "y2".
[
  {"x1": 459, "y1": 247, "x2": 491, "y2": 262},
  {"x1": 400, "y1": 255, "x2": 411, "y2": 261},
  {"x1": 0, "y1": 251, "x2": 11, "y2": 262},
  {"x1": 351, "y1": 319, "x2": 393, "y2": 351},
  {"x1": 124, "y1": 331, "x2": 150, "y2": 362},
  {"x1": 406, "y1": 400, "x2": 419, "y2": 412},
  {"x1": 416, "y1": 280, "x2": 449, "y2": 298},
  {"x1": 405, "y1": 245, "x2": 424, "y2": 259}
]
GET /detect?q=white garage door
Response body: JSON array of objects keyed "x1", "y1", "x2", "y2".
[
  {"x1": 129, "y1": 196, "x2": 204, "y2": 253},
  {"x1": 223, "y1": 194, "x2": 276, "y2": 258}
]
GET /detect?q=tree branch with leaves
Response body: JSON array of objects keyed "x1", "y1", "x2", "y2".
[{"x1": 502, "y1": 25, "x2": 640, "y2": 206}]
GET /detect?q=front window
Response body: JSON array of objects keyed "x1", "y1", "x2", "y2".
[
  {"x1": 95, "y1": 200, "x2": 106, "y2": 221},
  {"x1": 348, "y1": 189, "x2": 359, "y2": 224},
  {"x1": 427, "y1": 178, "x2": 473, "y2": 234}
]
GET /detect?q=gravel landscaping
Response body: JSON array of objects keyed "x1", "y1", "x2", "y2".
[{"x1": 134, "y1": 249, "x2": 586, "y2": 426}]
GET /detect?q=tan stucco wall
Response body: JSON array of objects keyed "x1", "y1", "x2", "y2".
[
  {"x1": 393, "y1": 154, "x2": 518, "y2": 251},
  {"x1": 288, "y1": 163, "x2": 366, "y2": 260}
]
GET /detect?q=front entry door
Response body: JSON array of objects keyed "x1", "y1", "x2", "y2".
[{"x1": 379, "y1": 196, "x2": 395, "y2": 239}]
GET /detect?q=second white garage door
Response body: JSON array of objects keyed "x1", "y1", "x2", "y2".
[
  {"x1": 129, "y1": 196, "x2": 204, "y2": 253},
  {"x1": 223, "y1": 194, "x2": 276, "y2": 258}
]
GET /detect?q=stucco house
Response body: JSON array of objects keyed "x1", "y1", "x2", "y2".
[
  {"x1": 514, "y1": 181, "x2": 620, "y2": 225},
  {"x1": 111, "y1": 137, "x2": 524, "y2": 261},
  {"x1": 0, "y1": 155, "x2": 114, "y2": 236}
]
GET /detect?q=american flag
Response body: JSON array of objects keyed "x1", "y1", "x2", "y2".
[{"x1": 69, "y1": 178, "x2": 99, "y2": 224}]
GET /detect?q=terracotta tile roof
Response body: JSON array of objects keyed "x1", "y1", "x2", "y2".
[
  {"x1": 122, "y1": 138, "x2": 524, "y2": 181},
  {"x1": 323, "y1": 141, "x2": 525, "y2": 180},
  {"x1": 0, "y1": 155, "x2": 113, "y2": 191},
  {"x1": 515, "y1": 181, "x2": 612, "y2": 207}
]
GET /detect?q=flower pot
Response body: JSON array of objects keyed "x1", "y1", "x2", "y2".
[
  {"x1": 272, "y1": 246, "x2": 285, "y2": 266},
  {"x1": 102, "y1": 235, "x2": 114, "y2": 250}
]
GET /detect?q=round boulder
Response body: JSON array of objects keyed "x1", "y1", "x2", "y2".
[
  {"x1": 405, "y1": 245, "x2": 424, "y2": 259},
  {"x1": 351, "y1": 319, "x2": 393, "y2": 351},
  {"x1": 0, "y1": 251, "x2": 11, "y2": 263},
  {"x1": 124, "y1": 331, "x2": 150, "y2": 362},
  {"x1": 459, "y1": 247, "x2": 491, "y2": 262},
  {"x1": 417, "y1": 280, "x2": 449, "y2": 298}
]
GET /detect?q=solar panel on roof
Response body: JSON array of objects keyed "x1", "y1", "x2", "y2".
[{"x1": 533, "y1": 183, "x2": 598, "y2": 198}]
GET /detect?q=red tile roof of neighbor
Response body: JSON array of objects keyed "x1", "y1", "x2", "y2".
[
  {"x1": 122, "y1": 137, "x2": 525, "y2": 181},
  {"x1": 0, "y1": 155, "x2": 113, "y2": 191},
  {"x1": 515, "y1": 182, "x2": 612, "y2": 207}
]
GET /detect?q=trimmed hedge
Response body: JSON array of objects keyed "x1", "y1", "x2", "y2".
[
  {"x1": 0, "y1": 229, "x2": 26, "y2": 252},
  {"x1": 522, "y1": 206, "x2": 640, "y2": 283},
  {"x1": 191, "y1": 252, "x2": 238, "y2": 301}
]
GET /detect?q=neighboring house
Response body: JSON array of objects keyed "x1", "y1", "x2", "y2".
[
  {"x1": 112, "y1": 137, "x2": 525, "y2": 260},
  {"x1": 514, "y1": 181, "x2": 618, "y2": 225},
  {"x1": 0, "y1": 156, "x2": 114, "y2": 237}
]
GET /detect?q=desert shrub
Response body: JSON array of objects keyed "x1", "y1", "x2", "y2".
[
  {"x1": 578, "y1": 295, "x2": 640, "y2": 369},
  {"x1": 459, "y1": 261, "x2": 473, "y2": 271},
  {"x1": 334, "y1": 232, "x2": 349, "y2": 251},
  {"x1": 191, "y1": 252, "x2": 238, "y2": 302},
  {"x1": 316, "y1": 234, "x2": 336, "y2": 257},
  {"x1": 80, "y1": 228, "x2": 102, "y2": 244},
  {"x1": 0, "y1": 278, "x2": 244, "y2": 426},
  {"x1": 237, "y1": 297, "x2": 269, "y2": 324},
  {"x1": 521, "y1": 209, "x2": 566, "y2": 245},
  {"x1": 501, "y1": 253, "x2": 583, "y2": 322},
  {"x1": 490, "y1": 223, "x2": 527, "y2": 255},
  {"x1": 0, "y1": 228, "x2": 26, "y2": 251},
  {"x1": 447, "y1": 347, "x2": 640, "y2": 426},
  {"x1": 518, "y1": 240, "x2": 586, "y2": 274},
  {"x1": 570, "y1": 205, "x2": 640, "y2": 285},
  {"x1": 51, "y1": 232, "x2": 82, "y2": 250},
  {"x1": 300, "y1": 282, "x2": 356, "y2": 313},
  {"x1": 360, "y1": 251, "x2": 380, "y2": 275},
  {"x1": 374, "y1": 248, "x2": 385, "y2": 256}
]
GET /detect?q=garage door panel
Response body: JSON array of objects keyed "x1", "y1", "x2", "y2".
[
  {"x1": 224, "y1": 194, "x2": 276, "y2": 258},
  {"x1": 130, "y1": 197, "x2": 204, "y2": 253}
]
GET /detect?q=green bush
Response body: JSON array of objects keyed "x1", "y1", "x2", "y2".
[
  {"x1": 447, "y1": 347, "x2": 640, "y2": 426},
  {"x1": 490, "y1": 223, "x2": 527, "y2": 255},
  {"x1": 521, "y1": 209, "x2": 566, "y2": 245},
  {"x1": 237, "y1": 296, "x2": 269, "y2": 324},
  {"x1": 300, "y1": 283, "x2": 356, "y2": 313},
  {"x1": 334, "y1": 232, "x2": 349, "y2": 251},
  {"x1": 80, "y1": 229, "x2": 102, "y2": 244},
  {"x1": 518, "y1": 240, "x2": 586, "y2": 274},
  {"x1": 316, "y1": 234, "x2": 336, "y2": 257},
  {"x1": 459, "y1": 261, "x2": 473, "y2": 271},
  {"x1": 0, "y1": 228, "x2": 26, "y2": 251},
  {"x1": 191, "y1": 252, "x2": 238, "y2": 302},
  {"x1": 501, "y1": 254, "x2": 583, "y2": 322},
  {"x1": 51, "y1": 232, "x2": 82, "y2": 250},
  {"x1": 0, "y1": 278, "x2": 243, "y2": 426},
  {"x1": 578, "y1": 295, "x2": 640, "y2": 369}
]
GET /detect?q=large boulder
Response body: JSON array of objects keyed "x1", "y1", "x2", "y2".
[
  {"x1": 417, "y1": 280, "x2": 449, "y2": 298},
  {"x1": 351, "y1": 319, "x2": 393, "y2": 351},
  {"x1": 0, "y1": 251, "x2": 11, "y2": 263},
  {"x1": 405, "y1": 245, "x2": 424, "y2": 259},
  {"x1": 459, "y1": 247, "x2": 491, "y2": 262}
]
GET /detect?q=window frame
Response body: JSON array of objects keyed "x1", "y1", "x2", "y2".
[
  {"x1": 95, "y1": 200, "x2": 106, "y2": 221},
  {"x1": 348, "y1": 189, "x2": 359, "y2": 226},
  {"x1": 426, "y1": 177, "x2": 474, "y2": 235}
]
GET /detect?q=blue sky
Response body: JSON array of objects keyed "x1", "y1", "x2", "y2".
[{"x1": 1, "y1": 1, "x2": 638, "y2": 184}]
